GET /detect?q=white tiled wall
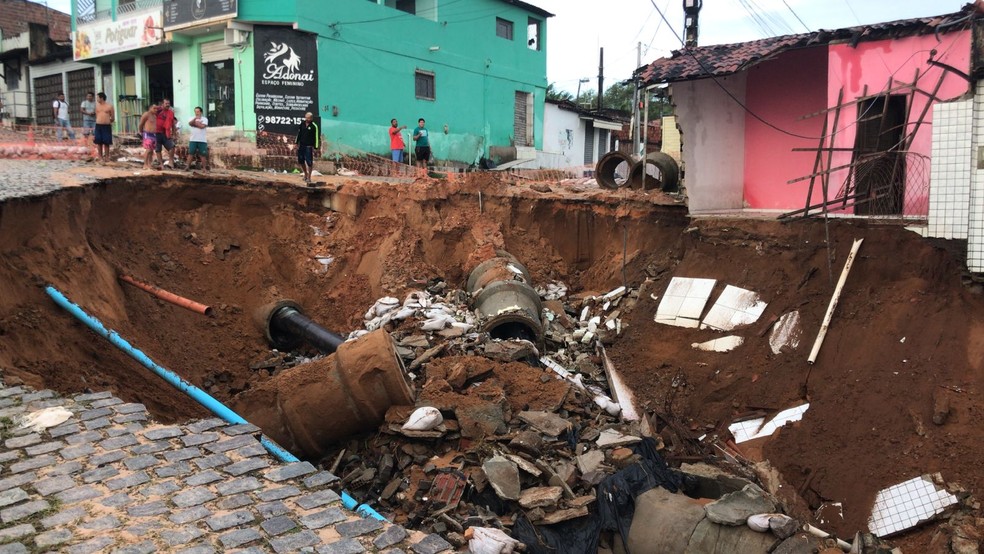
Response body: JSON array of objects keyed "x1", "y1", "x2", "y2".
[
  {"x1": 970, "y1": 82, "x2": 984, "y2": 272},
  {"x1": 928, "y1": 100, "x2": 972, "y2": 240}
]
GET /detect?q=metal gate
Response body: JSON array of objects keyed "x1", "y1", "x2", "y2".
[
  {"x1": 33, "y1": 74, "x2": 63, "y2": 126},
  {"x1": 67, "y1": 68, "x2": 95, "y2": 127},
  {"x1": 514, "y1": 91, "x2": 532, "y2": 147}
]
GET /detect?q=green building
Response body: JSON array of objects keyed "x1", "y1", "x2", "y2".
[{"x1": 70, "y1": 0, "x2": 551, "y2": 164}]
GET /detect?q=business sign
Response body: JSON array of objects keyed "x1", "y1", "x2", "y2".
[
  {"x1": 73, "y1": 7, "x2": 163, "y2": 61},
  {"x1": 253, "y1": 26, "x2": 319, "y2": 138},
  {"x1": 163, "y1": 0, "x2": 237, "y2": 31}
]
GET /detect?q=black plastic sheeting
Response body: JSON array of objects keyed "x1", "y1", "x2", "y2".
[{"x1": 511, "y1": 437, "x2": 697, "y2": 554}]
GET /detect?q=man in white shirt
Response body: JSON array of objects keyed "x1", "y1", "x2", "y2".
[
  {"x1": 52, "y1": 92, "x2": 75, "y2": 141},
  {"x1": 80, "y1": 92, "x2": 96, "y2": 140},
  {"x1": 186, "y1": 106, "x2": 209, "y2": 172}
]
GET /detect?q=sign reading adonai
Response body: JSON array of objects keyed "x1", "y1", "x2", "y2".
[{"x1": 253, "y1": 26, "x2": 319, "y2": 138}]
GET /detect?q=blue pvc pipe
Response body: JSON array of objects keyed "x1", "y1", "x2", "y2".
[{"x1": 46, "y1": 285, "x2": 389, "y2": 522}]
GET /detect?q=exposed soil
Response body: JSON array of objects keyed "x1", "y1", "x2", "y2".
[{"x1": 1, "y1": 168, "x2": 982, "y2": 549}]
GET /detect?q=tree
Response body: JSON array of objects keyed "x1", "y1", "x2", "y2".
[{"x1": 546, "y1": 83, "x2": 574, "y2": 102}]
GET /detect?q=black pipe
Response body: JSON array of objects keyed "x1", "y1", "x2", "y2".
[{"x1": 256, "y1": 300, "x2": 345, "y2": 353}]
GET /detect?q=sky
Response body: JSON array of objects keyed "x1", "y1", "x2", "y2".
[{"x1": 42, "y1": 0, "x2": 966, "y2": 94}]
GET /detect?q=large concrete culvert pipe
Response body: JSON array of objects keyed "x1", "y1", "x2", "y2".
[
  {"x1": 629, "y1": 151, "x2": 680, "y2": 192},
  {"x1": 595, "y1": 151, "x2": 634, "y2": 189},
  {"x1": 466, "y1": 253, "x2": 544, "y2": 345}
]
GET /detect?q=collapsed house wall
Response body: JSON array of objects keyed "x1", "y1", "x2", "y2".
[{"x1": 671, "y1": 73, "x2": 747, "y2": 212}]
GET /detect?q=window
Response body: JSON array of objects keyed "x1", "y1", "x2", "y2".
[
  {"x1": 384, "y1": 0, "x2": 415, "y2": 14},
  {"x1": 415, "y1": 70, "x2": 435, "y2": 100},
  {"x1": 205, "y1": 60, "x2": 235, "y2": 126},
  {"x1": 496, "y1": 17, "x2": 513, "y2": 40},
  {"x1": 527, "y1": 17, "x2": 541, "y2": 50}
]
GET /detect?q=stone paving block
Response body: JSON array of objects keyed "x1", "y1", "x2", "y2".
[
  {"x1": 64, "y1": 430, "x2": 102, "y2": 445},
  {"x1": 219, "y1": 527, "x2": 262, "y2": 549},
  {"x1": 193, "y1": 453, "x2": 232, "y2": 470},
  {"x1": 9, "y1": 454, "x2": 56, "y2": 473},
  {"x1": 384, "y1": 549, "x2": 408, "y2": 554},
  {"x1": 258, "y1": 500, "x2": 290, "y2": 519},
  {"x1": 100, "y1": 493, "x2": 135, "y2": 508},
  {"x1": 296, "y1": 489, "x2": 342, "y2": 509},
  {"x1": 0, "y1": 523, "x2": 34, "y2": 541},
  {"x1": 114, "y1": 412, "x2": 148, "y2": 424},
  {"x1": 182, "y1": 432, "x2": 220, "y2": 447},
  {"x1": 107, "y1": 422, "x2": 145, "y2": 437},
  {"x1": 34, "y1": 474, "x2": 76, "y2": 496},
  {"x1": 173, "y1": 486, "x2": 217, "y2": 508},
  {"x1": 25, "y1": 440, "x2": 65, "y2": 456},
  {"x1": 156, "y1": 461, "x2": 194, "y2": 478},
  {"x1": 185, "y1": 470, "x2": 223, "y2": 486},
  {"x1": 0, "y1": 499, "x2": 49, "y2": 523},
  {"x1": 84, "y1": 417, "x2": 113, "y2": 430},
  {"x1": 337, "y1": 517, "x2": 384, "y2": 538},
  {"x1": 304, "y1": 471, "x2": 341, "y2": 488},
  {"x1": 232, "y1": 443, "x2": 267, "y2": 458},
  {"x1": 0, "y1": 386, "x2": 25, "y2": 398},
  {"x1": 206, "y1": 509, "x2": 255, "y2": 531},
  {"x1": 269, "y1": 529, "x2": 321, "y2": 553},
  {"x1": 125, "y1": 522, "x2": 159, "y2": 536},
  {"x1": 232, "y1": 548, "x2": 268, "y2": 554},
  {"x1": 260, "y1": 515, "x2": 298, "y2": 536},
  {"x1": 115, "y1": 402, "x2": 147, "y2": 414},
  {"x1": 35, "y1": 528, "x2": 73, "y2": 548},
  {"x1": 131, "y1": 440, "x2": 169, "y2": 454},
  {"x1": 21, "y1": 390, "x2": 54, "y2": 402},
  {"x1": 106, "y1": 471, "x2": 151, "y2": 491},
  {"x1": 217, "y1": 494, "x2": 253, "y2": 510},
  {"x1": 80, "y1": 407, "x2": 114, "y2": 421},
  {"x1": 4, "y1": 433, "x2": 40, "y2": 448},
  {"x1": 265, "y1": 461, "x2": 317, "y2": 482},
  {"x1": 100, "y1": 434, "x2": 139, "y2": 450},
  {"x1": 67, "y1": 536, "x2": 115, "y2": 554},
  {"x1": 56, "y1": 485, "x2": 102, "y2": 504},
  {"x1": 300, "y1": 507, "x2": 347, "y2": 529},
  {"x1": 74, "y1": 391, "x2": 114, "y2": 402},
  {"x1": 61, "y1": 443, "x2": 97, "y2": 460},
  {"x1": 90, "y1": 397, "x2": 123, "y2": 409},
  {"x1": 257, "y1": 485, "x2": 301, "y2": 502},
  {"x1": 206, "y1": 435, "x2": 260, "y2": 453},
  {"x1": 90, "y1": 451, "x2": 127, "y2": 466},
  {"x1": 110, "y1": 540, "x2": 157, "y2": 554},
  {"x1": 80, "y1": 514, "x2": 122, "y2": 530},
  {"x1": 223, "y1": 458, "x2": 270, "y2": 476},
  {"x1": 26, "y1": 399, "x2": 66, "y2": 410},
  {"x1": 124, "y1": 454, "x2": 161, "y2": 471},
  {"x1": 317, "y1": 539, "x2": 366, "y2": 554},
  {"x1": 186, "y1": 418, "x2": 226, "y2": 433},
  {"x1": 0, "y1": 451, "x2": 19, "y2": 463},
  {"x1": 165, "y1": 447, "x2": 202, "y2": 463},
  {"x1": 169, "y1": 505, "x2": 213, "y2": 525},
  {"x1": 411, "y1": 534, "x2": 453, "y2": 554},
  {"x1": 47, "y1": 422, "x2": 81, "y2": 438},
  {"x1": 223, "y1": 423, "x2": 261, "y2": 436},
  {"x1": 216, "y1": 476, "x2": 262, "y2": 496},
  {"x1": 40, "y1": 506, "x2": 86, "y2": 528},
  {"x1": 161, "y1": 525, "x2": 206, "y2": 546},
  {"x1": 139, "y1": 480, "x2": 181, "y2": 496},
  {"x1": 374, "y1": 525, "x2": 408, "y2": 549},
  {"x1": 0, "y1": 473, "x2": 34, "y2": 493},
  {"x1": 0, "y1": 488, "x2": 28, "y2": 507},
  {"x1": 82, "y1": 465, "x2": 120, "y2": 483},
  {"x1": 44, "y1": 461, "x2": 83, "y2": 477},
  {"x1": 174, "y1": 545, "x2": 216, "y2": 554},
  {"x1": 143, "y1": 426, "x2": 184, "y2": 440},
  {"x1": 127, "y1": 500, "x2": 170, "y2": 517}
]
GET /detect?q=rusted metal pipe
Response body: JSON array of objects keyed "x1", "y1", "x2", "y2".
[
  {"x1": 230, "y1": 329, "x2": 415, "y2": 459},
  {"x1": 466, "y1": 253, "x2": 544, "y2": 344},
  {"x1": 119, "y1": 274, "x2": 214, "y2": 316},
  {"x1": 255, "y1": 300, "x2": 345, "y2": 353}
]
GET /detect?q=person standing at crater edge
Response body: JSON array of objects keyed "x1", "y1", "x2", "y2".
[
  {"x1": 93, "y1": 92, "x2": 115, "y2": 162},
  {"x1": 389, "y1": 118, "x2": 407, "y2": 163},
  {"x1": 295, "y1": 112, "x2": 320, "y2": 183},
  {"x1": 413, "y1": 118, "x2": 430, "y2": 169}
]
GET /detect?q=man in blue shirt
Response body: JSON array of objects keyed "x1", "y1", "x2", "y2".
[{"x1": 413, "y1": 118, "x2": 430, "y2": 169}]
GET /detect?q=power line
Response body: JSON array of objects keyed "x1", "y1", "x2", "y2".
[{"x1": 781, "y1": 0, "x2": 811, "y2": 32}]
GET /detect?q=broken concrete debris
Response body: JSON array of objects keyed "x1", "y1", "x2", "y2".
[
  {"x1": 655, "y1": 276, "x2": 717, "y2": 328},
  {"x1": 868, "y1": 474, "x2": 959, "y2": 537},
  {"x1": 701, "y1": 285, "x2": 768, "y2": 331},
  {"x1": 483, "y1": 456, "x2": 522, "y2": 500},
  {"x1": 770, "y1": 310, "x2": 803, "y2": 354},
  {"x1": 728, "y1": 403, "x2": 811, "y2": 444},
  {"x1": 705, "y1": 484, "x2": 778, "y2": 525}
]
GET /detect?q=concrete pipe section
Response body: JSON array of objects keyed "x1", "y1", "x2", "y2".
[
  {"x1": 231, "y1": 329, "x2": 414, "y2": 460},
  {"x1": 595, "y1": 151, "x2": 634, "y2": 189},
  {"x1": 629, "y1": 151, "x2": 680, "y2": 192},
  {"x1": 466, "y1": 253, "x2": 544, "y2": 344}
]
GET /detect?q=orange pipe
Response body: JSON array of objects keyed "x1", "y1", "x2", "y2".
[{"x1": 119, "y1": 274, "x2": 214, "y2": 316}]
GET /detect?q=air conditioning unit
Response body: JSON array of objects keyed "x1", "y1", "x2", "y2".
[{"x1": 224, "y1": 28, "x2": 249, "y2": 46}]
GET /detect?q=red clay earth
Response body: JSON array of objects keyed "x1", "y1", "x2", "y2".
[{"x1": 0, "y1": 169, "x2": 981, "y2": 550}]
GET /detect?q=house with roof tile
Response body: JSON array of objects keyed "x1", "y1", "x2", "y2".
[{"x1": 635, "y1": 5, "x2": 976, "y2": 217}]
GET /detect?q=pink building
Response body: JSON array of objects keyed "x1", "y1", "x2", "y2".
[{"x1": 636, "y1": 7, "x2": 975, "y2": 216}]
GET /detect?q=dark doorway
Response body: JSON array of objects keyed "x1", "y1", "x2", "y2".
[
  {"x1": 145, "y1": 52, "x2": 173, "y2": 104},
  {"x1": 852, "y1": 95, "x2": 906, "y2": 215}
]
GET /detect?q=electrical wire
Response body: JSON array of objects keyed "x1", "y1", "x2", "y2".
[{"x1": 781, "y1": 0, "x2": 811, "y2": 32}]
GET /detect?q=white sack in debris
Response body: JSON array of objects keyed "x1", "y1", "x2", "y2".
[
  {"x1": 402, "y1": 407, "x2": 443, "y2": 431},
  {"x1": 747, "y1": 513, "x2": 796, "y2": 533},
  {"x1": 467, "y1": 527, "x2": 523, "y2": 554}
]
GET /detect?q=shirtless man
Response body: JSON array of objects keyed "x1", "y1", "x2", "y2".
[
  {"x1": 138, "y1": 104, "x2": 159, "y2": 170},
  {"x1": 93, "y1": 93, "x2": 115, "y2": 162}
]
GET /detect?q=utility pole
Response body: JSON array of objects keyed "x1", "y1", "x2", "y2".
[
  {"x1": 597, "y1": 47, "x2": 604, "y2": 111},
  {"x1": 683, "y1": 0, "x2": 702, "y2": 48},
  {"x1": 633, "y1": 42, "x2": 642, "y2": 156}
]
